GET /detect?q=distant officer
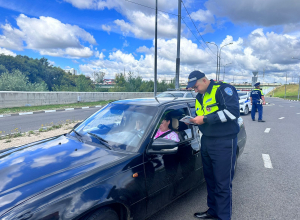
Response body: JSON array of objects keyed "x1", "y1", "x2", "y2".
[
  {"x1": 186, "y1": 70, "x2": 240, "y2": 220},
  {"x1": 250, "y1": 82, "x2": 266, "y2": 122}
]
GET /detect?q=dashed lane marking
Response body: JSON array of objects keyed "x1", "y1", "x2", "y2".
[
  {"x1": 264, "y1": 128, "x2": 271, "y2": 133},
  {"x1": 262, "y1": 154, "x2": 273, "y2": 169},
  {"x1": 297, "y1": 113, "x2": 300, "y2": 114},
  {"x1": 279, "y1": 117, "x2": 285, "y2": 119}
]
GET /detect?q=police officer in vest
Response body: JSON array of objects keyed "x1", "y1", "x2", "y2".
[
  {"x1": 186, "y1": 71, "x2": 240, "y2": 220},
  {"x1": 250, "y1": 82, "x2": 266, "y2": 122}
]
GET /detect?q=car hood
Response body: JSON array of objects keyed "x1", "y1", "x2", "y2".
[{"x1": 0, "y1": 135, "x2": 132, "y2": 215}]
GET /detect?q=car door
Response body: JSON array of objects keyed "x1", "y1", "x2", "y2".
[{"x1": 144, "y1": 103, "x2": 202, "y2": 217}]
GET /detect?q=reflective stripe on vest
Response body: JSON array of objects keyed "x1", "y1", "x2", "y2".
[{"x1": 195, "y1": 84, "x2": 221, "y2": 116}]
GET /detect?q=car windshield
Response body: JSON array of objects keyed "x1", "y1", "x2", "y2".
[
  {"x1": 238, "y1": 93, "x2": 247, "y2": 97},
  {"x1": 75, "y1": 103, "x2": 157, "y2": 152},
  {"x1": 157, "y1": 92, "x2": 184, "y2": 97}
]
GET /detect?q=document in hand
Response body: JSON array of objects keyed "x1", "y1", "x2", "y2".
[{"x1": 180, "y1": 116, "x2": 195, "y2": 124}]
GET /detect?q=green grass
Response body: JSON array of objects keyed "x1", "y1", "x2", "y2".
[
  {"x1": 267, "y1": 84, "x2": 299, "y2": 100},
  {"x1": 0, "y1": 100, "x2": 113, "y2": 115}
]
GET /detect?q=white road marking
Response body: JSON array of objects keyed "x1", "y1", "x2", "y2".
[
  {"x1": 279, "y1": 117, "x2": 285, "y2": 119},
  {"x1": 45, "y1": 110, "x2": 56, "y2": 113},
  {"x1": 264, "y1": 128, "x2": 271, "y2": 133},
  {"x1": 65, "y1": 108, "x2": 75, "y2": 111},
  {"x1": 19, "y1": 112, "x2": 33, "y2": 115},
  {"x1": 82, "y1": 107, "x2": 89, "y2": 109},
  {"x1": 262, "y1": 154, "x2": 273, "y2": 169},
  {"x1": 297, "y1": 113, "x2": 300, "y2": 114}
]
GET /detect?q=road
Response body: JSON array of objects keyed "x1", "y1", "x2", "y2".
[
  {"x1": 1, "y1": 98, "x2": 300, "y2": 219},
  {"x1": 0, "y1": 107, "x2": 101, "y2": 134}
]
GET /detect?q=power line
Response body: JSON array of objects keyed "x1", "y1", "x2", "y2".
[
  {"x1": 125, "y1": 0, "x2": 217, "y2": 62},
  {"x1": 124, "y1": 0, "x2": 180, "y2": 17},
  {"x1": 181, "y1": 17, "x2": 217, "y2": 62},
  {"x1": 181, "y1": 0, "x2": 216, "y2": 56}
]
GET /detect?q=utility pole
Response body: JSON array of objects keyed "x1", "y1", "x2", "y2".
[
  {"x1": 175, "y1": 0, "x2": 181, "y2": 90},
  {"x1": 154, "y1": 0, "x2": 158, "y2": 96},
  {"x1": 284, "y1": 72, "x2": 287, "y2": 99}
]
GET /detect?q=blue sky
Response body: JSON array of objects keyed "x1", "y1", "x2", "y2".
[{"x1": 0, "y1": 0, "x2": 300, "y2": 83}]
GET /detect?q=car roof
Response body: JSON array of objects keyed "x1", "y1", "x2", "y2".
[{"x1": 112, "y1": 97, "x2": 195, "y2": 107}]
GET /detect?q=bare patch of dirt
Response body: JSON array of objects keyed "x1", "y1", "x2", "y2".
[{"x1": 0, "y1": 122, "x2": 79, "y2": 151}]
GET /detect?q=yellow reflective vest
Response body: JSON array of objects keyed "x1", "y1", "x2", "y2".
[{"x1": 195, "y1": 84, "x2": 221, "y2": 116}]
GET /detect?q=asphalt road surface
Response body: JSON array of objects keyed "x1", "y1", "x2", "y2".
[
  {"x1": 1, "y1": 98, "x2": 300, "y2": 219},
  {"x1": 0, "y1": 107, "x2": 101, "y2": 134}
]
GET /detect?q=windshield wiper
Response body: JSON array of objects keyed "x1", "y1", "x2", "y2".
[
  {"x1": 71, "y1": 129, "x2": 83, "y2": 142},
  {"x1": 88, "y1": 132, "x2": 112, "y2": 150}
]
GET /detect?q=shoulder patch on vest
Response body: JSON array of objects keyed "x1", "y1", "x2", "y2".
[{"x1": 224, "y1": 87, "x2": 233, "y2": 96}]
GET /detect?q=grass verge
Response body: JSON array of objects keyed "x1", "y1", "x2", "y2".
[
  {"x1": 267, "y1": 84, "x2": 299, "y2": 100},
  {"x1": 0, "y1": 100, "x2": 113, "y2": 115}
]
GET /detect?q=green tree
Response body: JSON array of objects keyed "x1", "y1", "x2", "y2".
[{"x1": 0, "y1": 70, "x2": 48, "y2": 91}]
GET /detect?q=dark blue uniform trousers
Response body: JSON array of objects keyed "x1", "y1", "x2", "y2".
[
  {"x1": 251, "y1": 101, "x2": 263, "y2": 120},
  {"x1": 201, "y1": 135, "x2": 237, "y2": 220}
]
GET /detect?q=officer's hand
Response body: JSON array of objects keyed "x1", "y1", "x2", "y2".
[
  {"x1": 263, "y1": 101, "x2": 266, "y2": 105},
  {"x1": 190, "y1": 116, "x2": 205, "y2": 125}
]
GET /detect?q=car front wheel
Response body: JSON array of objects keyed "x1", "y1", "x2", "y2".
[
  {"x1": 83, "y1": 207, "x2": 119, "y2": 220},
  {"x1": 244, "y1": 106, "x2": 249, "y2": 115}
]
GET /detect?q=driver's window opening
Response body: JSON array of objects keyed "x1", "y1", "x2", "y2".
[{"x1": 155, "y1": 108, "x2": 193, "y2": 143}]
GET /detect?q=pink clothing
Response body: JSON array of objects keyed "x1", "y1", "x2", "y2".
[{"x1": 154, "y1": 129, "x2": 180, "y2": 142}]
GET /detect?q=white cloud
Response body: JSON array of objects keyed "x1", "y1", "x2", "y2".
[
  {"x1": 123, "y1": 40, "x2": 129, "y2": 47},
  {"x1": 102, "y1": 24, "x2": 111, "y2": 34},
  {"x1": 64, "y1": 0, "x2": 179, "y2": 39},
  {"x1": 0, "y1": 14, "x2": 97, "y2": 58},
  {"x1": 191, "y1": 9, "x2": 215, "y2": 24},
  {"x1": 0, "y1": 23, "x2": 24, "y2": 50},
  {"x1": 17, "y1": 14, "x2": 96, "y2": 49},
  {"x1": 0, "y1": 47, "x2": 17, "y2": 56},
  {"x1": 205, "y1": 0, "x2": 300, "y2": 27}
]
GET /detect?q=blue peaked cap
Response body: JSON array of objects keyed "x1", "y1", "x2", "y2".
[
  {"x1": 254, "y1": 82, "x2": 260, "y2": 87},
  {"x1": 186, "y1": 70, "x2": 205, "y2": 88}
]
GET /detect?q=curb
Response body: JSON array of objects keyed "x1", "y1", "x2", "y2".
[{"x1": 0, "y1": 105, "x2": 102, "y2": 118}]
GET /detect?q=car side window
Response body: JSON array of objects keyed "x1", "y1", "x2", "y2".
[{"x1": 154, "y1": 107, "x2": 194, "y2": 143}]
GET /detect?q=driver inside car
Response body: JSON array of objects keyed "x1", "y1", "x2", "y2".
[{"x1": 154, "y1": 113, "x2": 180, "y2": 142}]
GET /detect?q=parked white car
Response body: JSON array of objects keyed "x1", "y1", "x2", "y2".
[
  {"x1": 156, "y1": 90, "x2": 197, "y2": 98},
  {"x1": 238, "y1": 91, "x2": 252, "y2": 115}
]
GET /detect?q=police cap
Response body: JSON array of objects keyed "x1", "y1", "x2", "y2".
[
  {"x1": 186, "y1": 70, "x2": 205, "y2": 88},
  {"x1": 254, "y1": 82, "x2": 260, "y2": 87}
]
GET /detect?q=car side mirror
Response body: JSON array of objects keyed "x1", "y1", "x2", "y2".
[{"x1": 147, "y1": 138, "x2": 178, "y2": 155}]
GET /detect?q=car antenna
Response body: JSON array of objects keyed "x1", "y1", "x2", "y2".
[{"x1": 155, "y1": 96, "x2": 160, "y2": 103}]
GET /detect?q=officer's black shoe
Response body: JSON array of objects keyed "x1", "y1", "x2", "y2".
[
  {"x1": 194, "y1": 211, "x2": 218, "y2": 219},
  {"x1": 258, "y1": 120, "x2": 265, "y2": 122},
  {"x1": 252, "y1": 119, "x2": 255, "y2": 121}
]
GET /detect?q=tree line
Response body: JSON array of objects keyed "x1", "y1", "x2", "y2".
[{"x1": 0, "y1": 54, "x2": 174, "y2": 92}]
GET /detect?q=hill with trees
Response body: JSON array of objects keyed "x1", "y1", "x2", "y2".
[{"x1": 0, "y1": 54, "x2": 174, "y2": 92}]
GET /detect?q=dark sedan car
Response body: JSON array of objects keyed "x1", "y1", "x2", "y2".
[{"x1": 0, "y1": 98, "x2": 246, "y2": 220}]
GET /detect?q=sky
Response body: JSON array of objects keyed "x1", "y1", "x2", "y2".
[{"x1": 0, "y1": 0, "x2": 300, "y2": 84}]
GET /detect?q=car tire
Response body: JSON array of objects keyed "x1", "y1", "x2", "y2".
[
  {"x1": 83, "y1": 207, "x2": 119, "y2": 220},
  {"x1": 244, "y1": 106, "x2": 249, "y2": 115}
]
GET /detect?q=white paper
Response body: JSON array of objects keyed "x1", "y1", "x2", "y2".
[{"x1": 179, "y1": 116, "x2": 195, "y2": 124}]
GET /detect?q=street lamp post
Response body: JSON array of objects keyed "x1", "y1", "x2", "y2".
[
  {"x1": 207, "y1": 42, "x2": 219, "y2": 80},
  {"x1": 292, "y1": 57, "x2": 300, "y2": 100},
  {"x1": 219, "y1": 43, "x2": 233, "y2": 81}
]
